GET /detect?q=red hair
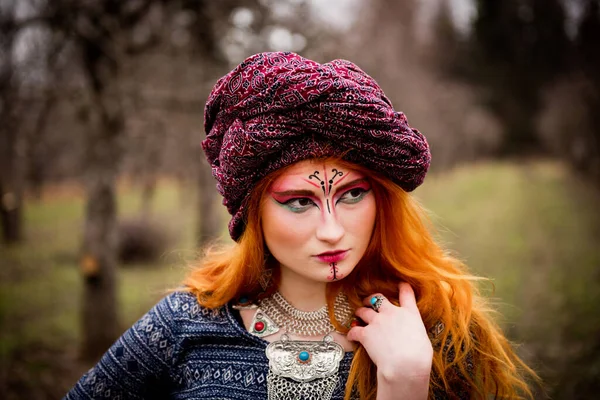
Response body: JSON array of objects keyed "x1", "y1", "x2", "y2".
[{"x1": 183, "y1": 157, "x2": 538, "y2": 399}]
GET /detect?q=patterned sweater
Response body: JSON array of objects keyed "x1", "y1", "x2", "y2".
[{"x1": 64, "y1": 291, "x2": 354, "y2": 399}]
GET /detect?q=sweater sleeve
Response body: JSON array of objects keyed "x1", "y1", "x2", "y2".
[{"x1": 64, "y1": 293, "x2": 184, "y2": 400}]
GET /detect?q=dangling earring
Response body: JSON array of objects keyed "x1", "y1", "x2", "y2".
[
  {"x1": 259, "y1": 267, "x2": 273, "y2": 290},
  {"x1": 260, "y1": 246, "x2": 273, "y2": 290}
]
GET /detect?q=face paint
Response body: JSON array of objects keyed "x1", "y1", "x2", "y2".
[
  {"x1": 334, "y1": 180, "x2": 372, "y2": 206},
  {"x1": 308, "y1": 170, "x2": 327, "y2": 196},
  {"x1": 308, "y1": 168, "x2": 347, "y2": 214},
  {"x1": 329, "y1": 169, "x2": 344, "y2": 193},
  {"x1": 261, "y1": 160, "x2": 376, "y2": 286},
  {"x1": 271, "y1": 191, "x2": 319, "y2": 213},
  {"x1": 327, "y1": 262, "x2": 343, "y2": 281}
]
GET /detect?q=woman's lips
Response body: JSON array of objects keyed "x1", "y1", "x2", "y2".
[{"x1": 315, "y1": 250, "x2": 349, "y2": 263}]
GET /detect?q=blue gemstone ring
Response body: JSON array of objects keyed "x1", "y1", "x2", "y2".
[{"x1": 370, "y1": 295, "x2": 385, "y2": 312}]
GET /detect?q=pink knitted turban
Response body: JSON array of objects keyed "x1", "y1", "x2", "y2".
[{"x1": 203, "y1": 52, "x2": 431, "y2": 241}]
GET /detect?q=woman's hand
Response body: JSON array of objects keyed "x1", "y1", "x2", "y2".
[{"x1": 346, "y1": 282, "x2": 433, "y2": 400}]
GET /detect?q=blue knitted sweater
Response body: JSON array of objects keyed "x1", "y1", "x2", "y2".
[{"x1": 64, "y1": 291, "x2": 354, "y2": 399}]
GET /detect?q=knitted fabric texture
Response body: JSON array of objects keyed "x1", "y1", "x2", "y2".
[{"x1": 203, "y1": 51, "x2": 431, "y2": 241}]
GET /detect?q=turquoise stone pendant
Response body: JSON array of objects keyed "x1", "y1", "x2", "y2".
[
  {"x1": 297, "y1": 350, "x2": 310, "y2": 363},
  {"x1": 266, "y1": 334, "x2": 343, "y2": 382}
]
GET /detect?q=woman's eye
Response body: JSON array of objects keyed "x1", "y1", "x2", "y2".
[
  {"x1": 283, "y1": 197, "x2": 315, "y2": 212},
  {"x1": 348, "y1": 189, "x2": 364, "y2": 198},
  {"x1": 338, "y1": 187, "x2": 370, "y2": 204},
  {"x1": 295, "y1": 198, "x2": 312, "y2": 207}
]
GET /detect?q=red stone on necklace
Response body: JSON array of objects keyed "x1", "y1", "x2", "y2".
[{"x1": 254, "y1": 321, "x2": 265, "y2": 332}]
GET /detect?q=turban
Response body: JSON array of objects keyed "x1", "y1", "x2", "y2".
[{"x1": 203, "y1": 52, "x2": 431, "y2": 241}]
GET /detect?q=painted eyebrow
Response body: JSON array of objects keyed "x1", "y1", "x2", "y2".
[
  {"x1": 271, "y1": 189, "x2": 316, "y2": 197},
  {"x1": 334, "y1": 178, "x2": 369, "y2": 194},
  {"x1": 272, "y1": 178, "x2": 368, "y2": 197}
]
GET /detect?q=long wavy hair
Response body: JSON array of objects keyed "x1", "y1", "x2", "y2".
[{"x1": 183, "y1": 157, "x2": 538, "y2": 399}]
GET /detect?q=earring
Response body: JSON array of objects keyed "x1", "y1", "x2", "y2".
[
  {"x1": 260, "y1": 246, "x2": 274, "y2": 290},
  {"x1": 259, "y1": 267, "x2": 273, "y2": 290}
]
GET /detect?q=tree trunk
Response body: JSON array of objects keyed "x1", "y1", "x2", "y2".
[
  {"x1": 80, "y1": 175, "x2": 120, "y2": 361},
  {"x1": 140, "y1": 175, "x2": 156, "y2": 217},
  {"x1": 0, "y1": 30, "x2": 24, "y2": 245},
  {"x1": 0, "y1": 113, "x2": 24, "y2": 245},
  {"x1": 79, "y1": 77, "x2": 124, "y2": 361},
  {"x1": 26, "y1": 91, "x2": 57, "y2": 201},
  {"x1": 139, "y1": 120, "x2": 163, "y2": 217},
  {"x1": 0, "y1": 175, "x2": 23, "y2": 245}
]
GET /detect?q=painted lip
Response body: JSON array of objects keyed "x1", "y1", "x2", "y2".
[{"x1": 314, "y1": 250, "x2": 349, "y2": 263}]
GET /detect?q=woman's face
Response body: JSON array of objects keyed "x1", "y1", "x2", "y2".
[{"x1": 261, "y1": 160, "x2": 376, "y2": 283}]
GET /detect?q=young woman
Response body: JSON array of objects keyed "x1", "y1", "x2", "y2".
[{"x1": 65, "y1": 52, "x2": 537, "y2": 400}]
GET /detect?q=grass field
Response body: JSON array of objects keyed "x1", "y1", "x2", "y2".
[{"x1": 1, "y1": 160, "x2": 599, "y2": 399}]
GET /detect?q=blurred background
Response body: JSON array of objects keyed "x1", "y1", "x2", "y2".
[{"x1": 0, "y1": 0, "x2": 599, "y2": 398}]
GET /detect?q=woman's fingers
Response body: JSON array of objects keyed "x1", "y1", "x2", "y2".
[
  {"x1": 355, "y1": 306, "x2": 378, "y2": 324},
  {"x1": 355, "y1": 284, "x2": 420, "y2": 331},
  {"x1": 346, "y1": 325, "x2": 365, "y2": 343},
  {"x1": 398, "y1": 282, "x2": 419, "y2": 314},
  {"x1": 349, "y1": 282, "x2": 433, "y2": 391}
]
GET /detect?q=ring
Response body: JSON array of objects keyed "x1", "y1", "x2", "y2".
[{"x1": 369, "y1": 295, "x2": 385, "y2": 312}]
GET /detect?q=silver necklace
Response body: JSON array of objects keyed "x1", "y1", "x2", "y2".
[
  {"x1": 265, "y1": 333, "x2": 344, "y2": 400},
  {"x1": 238, "y1": 292, "x2": 352, "y2": 400},
  {"x1": 252, "y1": 292, "x2": 353, "y2": 337}
]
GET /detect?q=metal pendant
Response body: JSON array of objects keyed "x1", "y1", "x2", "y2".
[
  {"x1": 232, "y1": 295, "x2": 258, "y2": 310},
  {"x1": 232, "y1": 303, "x2": 258, "y2": 310},
  {"x1": 250, "y1": 308, "x2": 280, "y2": 338},
  {"x1": 265, "y1": 334, "x2": 344, "y2": 382}
]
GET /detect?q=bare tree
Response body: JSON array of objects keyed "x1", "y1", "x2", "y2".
[
  {"x1": 31, "y1": 0, "x2": 159, "y2": 360},
  {"x1": 45, "y1": 0, "x2": 267, "y2": 359},
  {"x1": 176, "y1": 0, "x2": 269, "y2": 245},
  {"x1": 0, "y1": 3, "x2": 25, "y2": 245}
]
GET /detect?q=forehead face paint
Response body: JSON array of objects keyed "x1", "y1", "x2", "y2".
[
  {"x1": 306, "y1": 168, "x2": 348, "y2": 214},
  {"x1": 269, "y1": 165, "x2": 365, "y2": 215}
]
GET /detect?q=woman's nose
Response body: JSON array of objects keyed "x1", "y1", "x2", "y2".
[{"x1": 315, "y1": 211, "x2": 344, "y2": 243}]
